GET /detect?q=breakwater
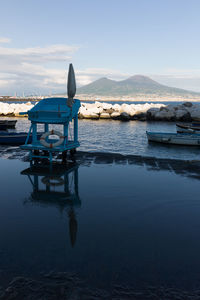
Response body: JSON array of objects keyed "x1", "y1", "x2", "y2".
[{"x1": 0, "y1": 100, "x2": 199, "y2": 121}]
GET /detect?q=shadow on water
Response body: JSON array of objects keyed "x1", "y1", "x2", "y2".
[
  {"x1": 2, "y1": 143, "x2": 200, "y2": 180},
  {"x1": 21, "y1": 163, "x2": 81, "y2": 248},
  {"x1": 2, "y1": 156, "x2": 200, "y2": 298},
  {"x1": 75, "y1": 151, "x2": 200, "y2": 181}
]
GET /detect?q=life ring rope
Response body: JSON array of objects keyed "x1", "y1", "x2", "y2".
[{"x1": 40, "y1": 130, "x2": 64, "y2": 148}]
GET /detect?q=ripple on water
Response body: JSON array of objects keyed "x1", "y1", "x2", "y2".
[{"x1": 2, "y1": 117, "x2": 200, "y2": 160}]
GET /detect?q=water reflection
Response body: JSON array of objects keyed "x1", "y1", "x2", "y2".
[{"x1": 21, "y1": 163, "x2": 80, "y2": 247}]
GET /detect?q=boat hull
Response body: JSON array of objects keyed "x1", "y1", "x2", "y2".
[
  {"x1": 146, "y1": 131, "x2": 200, "y2": 146},
  {"x1": 0, "y1": 132, "x2": 43, "y2": 145},
  {"x1": 176, "y1": 123, "x2": 200, "y2": 133},
  {"x1": 0, "y1": 120, "x2": 17, "y2": 130}
]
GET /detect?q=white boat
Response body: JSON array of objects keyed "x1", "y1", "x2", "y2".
[
  {"x1": 176, "y1": 123, "x2": 200, "y2": 133},
  {"x1": 146, "y1": 131, "x2": 200, "y2": 146}
]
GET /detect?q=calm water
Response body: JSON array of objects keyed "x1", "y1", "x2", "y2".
[
  {"x1": 3, "y1": 117, "x2": 200, "y2": 160},
  {"x1": 1, "y1": 157, "x2": 200, "y2": 293},
  {"x1": 1, "y1": 115, "x2": 200, "y2": 296}
]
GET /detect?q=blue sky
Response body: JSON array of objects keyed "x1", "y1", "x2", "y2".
[{"x1": 1, "y1": 0, "x2": 200, "y2": 94}]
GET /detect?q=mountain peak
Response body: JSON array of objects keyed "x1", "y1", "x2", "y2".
[
  {"x1": 125, "y1": 75, "x2": 161, "y2": 85},
  {"x1": 128, "y1": 75, "x2": 148, "y2": 80},
  {"x1": 96, "y1": 77, "x2": 111, "y2": 82},
  {"x1": 77, "y1": 74, "x2": 198, "y2": 96}
]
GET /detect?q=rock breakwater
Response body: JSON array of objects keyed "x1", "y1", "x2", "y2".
[{"x1": 0, "y1": 101, "x2": 199, "y2": 121}]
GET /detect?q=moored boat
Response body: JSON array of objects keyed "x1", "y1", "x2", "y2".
[
  {"x1": 146, "y1": 131, "x2": 200, "y2": 146},
  {"x1": 0, "y1": 132, "x2": 43, "y2": 145},
  {"x1": 176, "y1": 123, "x2": 200, "y2": 133},
  {"x1": 0, "y1": 120, "x2": 17, "y2": 130}
]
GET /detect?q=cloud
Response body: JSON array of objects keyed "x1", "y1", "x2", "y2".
[
  {"x1": 5, "y1": 40, "x2": 200, "y2": 95},
  {"x1": 0, "y1": 42, "x2": 81, "y2": 95},
  {"x1": 0, "y1": 44, "x2": 79, "y2": 63},
  {"x1": 0, "y1": 41, "x2": 129, "y2": 95},
  {"x1": 0, "y1": 37, "x2": 11, "y2": 44}
]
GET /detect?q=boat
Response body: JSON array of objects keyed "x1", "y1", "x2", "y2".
[
  {"x1": 0, "y1": 132, "x2": 43, "y2": 145},
  {"x1": 176, "y1": 123, "x2": 200, "y2": 133},
  {"x1": 0, "y1": 120, "x2": 17, "y2": 130},
  {"x1": 146, "y1": 131, "x2": 200, "y2": 146}
]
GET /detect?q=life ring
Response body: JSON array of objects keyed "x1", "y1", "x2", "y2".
[
  {"x1": 41, "y1": 176, "x2": 65, "y2": 186},
  {"x1": 40, "y1": 130, "x2": 64, "y2": 148}
]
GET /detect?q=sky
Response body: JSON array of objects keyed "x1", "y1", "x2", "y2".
[{"x1": 1, "y1": 0, "x2": 200, "y2": 95}]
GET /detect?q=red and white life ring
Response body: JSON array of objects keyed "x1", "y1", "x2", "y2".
[
  {"x1": 41, "y1": 176, "x2": 65, "y2": 186},
  {"x1": 40, "y1": 130, "x2": 64, "y2": 148}
]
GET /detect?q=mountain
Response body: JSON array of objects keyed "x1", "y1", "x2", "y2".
[{"x1": 77, "y1": 75, "x2": 200, "y2": 96}]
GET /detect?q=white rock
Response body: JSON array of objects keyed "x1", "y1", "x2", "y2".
[
  {"x1": 0, "y1": 101, "x2": 197, "y2": 122},
  {"x1": 84, "y1": 113, "x2": 99, "y2": 119},
  {"x1": 94, "y1": 101, "x2": 103, "y2": 108},
  {"x1": 112, "y1": 104, "x2": 121, "y2": 112},
  {"x1": 102, "y1": 103, "x2": 113, "y2": 110},
  {"x1": 100, "y1": 112, "x2": 111, "y2": 119},
  {"x1": 111, "y1": 112, "x2": 121, "y2": 119},
  {"x1": 120, "y1": 103, "x2": 130, "y2": 112},
  {"x1": 89, "y1": 107, "x2": 100, "y2": 114}
]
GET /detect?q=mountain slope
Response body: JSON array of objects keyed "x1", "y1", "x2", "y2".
[{"x1": 77, "y1": 75, "x2": 200, "y2": 96}]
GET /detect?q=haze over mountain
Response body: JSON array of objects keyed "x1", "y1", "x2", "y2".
[{"x1": 77, "y1": 75, "x2": 200, "y2": 97}]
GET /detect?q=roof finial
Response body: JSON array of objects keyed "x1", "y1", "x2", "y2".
[{"x1": 67, "y1": 63, "x2": 76, "y2": 108}]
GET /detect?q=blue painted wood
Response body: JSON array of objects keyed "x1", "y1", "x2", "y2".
[
  {"x1": 22, "y1": 97, "x2": 80, "y2": 123},
  {"x1": 0, "y1": 132, "x2": 43, "y2": 145},
  {"x1": 74, "y1": 115, "x2": 78, "y2": 142},
  {"x1": 21, "y1": 140, "x2": 80, "y2": 151},
  {"x1": 20, "y1": 97, "x2": 81, "y2": 163}
]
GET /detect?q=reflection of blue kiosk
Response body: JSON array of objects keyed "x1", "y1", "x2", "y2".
[
  {"x1": 21, "y1": 163, "x2": 81, "y2": 247},
  {"x1": 20, "y1": 64, "x2": 80, "y2": 165}
]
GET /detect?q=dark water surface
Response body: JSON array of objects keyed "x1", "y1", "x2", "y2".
[
  {"x1": 1, "y1": 155, "x2": 200, "y2": 295},
  {"x1": 3, "y1": 117, "x2": 200, "y2": 160},
  {"x1": 1, "y1": 114, "x2": 200, "y2": 297}
]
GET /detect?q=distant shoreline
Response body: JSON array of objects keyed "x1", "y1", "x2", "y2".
[{"x1": 1, "y1": 96, "x2": 200, "y2": 103}]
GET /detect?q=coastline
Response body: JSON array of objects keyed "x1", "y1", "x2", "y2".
[
  {"x1": 1, "y1": 100, "x2": 199, "y2": 121},
  {"x1": 1, "y1": 95, "x2": 200, "y2": 103}
]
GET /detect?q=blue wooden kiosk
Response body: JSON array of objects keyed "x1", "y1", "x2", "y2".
[{"x1": 20, "y1": 97, "x2": 81, "y2": 164}]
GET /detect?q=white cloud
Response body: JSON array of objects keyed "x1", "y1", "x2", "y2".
[
  {"x1": 0, "y1": 44, "x2": 79, "y2": 63},
  {"x1": 3, "y1": 40, "x2": 200, "y2": 95},
  {"x1": 0, "y1": 41, "x2": 130, "y2": 95},
  {"x1": 0, "y1": 42, "x2": 81, "y2": 95},
  {"x1": 0, "y1": 37, "x2": 11, "y2": 44},
  {"x1": 0, "y1": 79, "x2": 10, "y2": 87}
]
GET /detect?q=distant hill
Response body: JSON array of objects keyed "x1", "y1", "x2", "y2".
[{"x1": 77, "y1": 75, "x2": 200, "y2": 97}]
